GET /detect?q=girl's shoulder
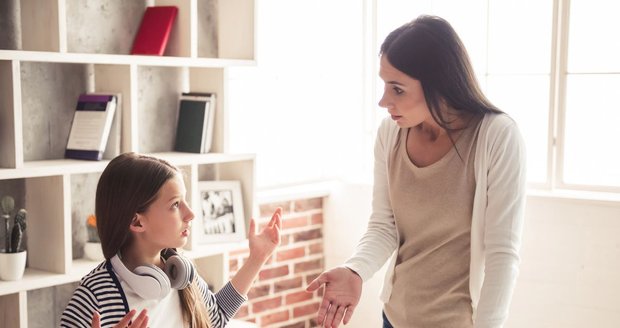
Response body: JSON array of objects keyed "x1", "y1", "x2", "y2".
[{"x1": 79, "y1": 260, "x2": 117, "y2": 290}]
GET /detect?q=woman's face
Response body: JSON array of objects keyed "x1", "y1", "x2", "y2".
[
  {"x1": 378, "y1": 55, "x2": 432, "y2": 128},
  {"x1": 137, "y1": 174, "x2": 194, "y2": 250}
]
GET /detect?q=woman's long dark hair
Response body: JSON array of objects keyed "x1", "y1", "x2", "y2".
[
  {"x1": 381, "y1": 15, "x2": 502, "y2": 131},
  {"x1": 95, "y1": 152, "x2": 211, "y2": 328}
]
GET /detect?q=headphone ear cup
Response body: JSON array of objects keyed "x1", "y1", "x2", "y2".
[
  {"x1": 164, "y1": 255, "x2": 195, "y2": 290},
  {"x1": 134, "y1": 264, "x2": 171, "y2": 299}
]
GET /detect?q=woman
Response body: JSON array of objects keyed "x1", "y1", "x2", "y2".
[
  {"x1": 307, "y1": 15, "x2": 526, "y2": 328},
  {"x1": 61, "y1": 153, "x2": 281, "y2": 328}
]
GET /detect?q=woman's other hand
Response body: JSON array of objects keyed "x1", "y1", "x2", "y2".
[{"x1": 306, "y1": 267, "x2": 362, "y2": 328}]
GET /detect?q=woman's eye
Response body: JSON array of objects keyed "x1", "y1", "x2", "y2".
[
  {"x1": 393, "y1": 87, "x2": 404, "y2": 95},
  {"x1": 172, "y1": 202, "x2": 180, "y2": 209}
]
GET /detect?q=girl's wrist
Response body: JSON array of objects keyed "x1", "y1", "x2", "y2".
[{"x1": 247, "y1": 251, "x2": 270, "y2": 266}]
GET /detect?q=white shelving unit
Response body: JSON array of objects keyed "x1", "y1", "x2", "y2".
[{"x1": 0, "y1": 1, "x2": 256, "y2": 327}]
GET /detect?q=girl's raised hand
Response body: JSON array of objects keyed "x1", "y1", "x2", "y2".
[
  {"x1": 248, "y1": 207, "x2": 282, "y2": 263},
  {"x1": 91, "y1": 309, "x2": 148, "y2": 328}
]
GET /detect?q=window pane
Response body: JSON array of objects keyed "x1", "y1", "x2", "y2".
[
  {"x1": 485, "y1": 75, "x2": 550, "y2": 183},
  {"x1": 487, "y1": 0, "x2": 553, "y2": 74},
  {"x1": 568, "y1": 0, "x2": 620, "y2": 72},
  {"x1": 376, "y1": 0, "x2": 487, "y2": 77},
  {"x1": 563, "y1": 74, "x2": 620, "y2": 187},
  {"x1": 227, "y1": 0, "x2": 364, "y2": 187}
]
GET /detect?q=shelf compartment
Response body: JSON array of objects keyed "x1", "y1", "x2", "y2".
[
  {"x1": 65, "y1": 0, "x2": 144, "y2": 55},
  {"x1": 69, "y1": 173, "x2": 100, "y2": 260},
  {"x1": 20, "y1": 0, "x2": 62, "y2": 52},
  {"x1": 186, "y1": 159, "x2": 255, "y2": 250},
  {"x1": 0, "y1": 60, "x2": 22, "y2": 169},
  {"x1": 214, "y1": 0, "x2": 255, "y2": 60},
  {"x1": 0, "y1": 291, "x2": 27, "y2": 327},
  {"x1": 26, "y1": 175, "x2": 71, "y2": 275},
  {"x1": 136, "y1": 66, "x2": 185, "y2": 154},
  {"x1": 20, "y1": 62, "x2": 88, "y2": 162}
]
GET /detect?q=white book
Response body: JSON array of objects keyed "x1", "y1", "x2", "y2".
[{"x1": 65, "y1": 94, "x2": 117, "y2": 161}]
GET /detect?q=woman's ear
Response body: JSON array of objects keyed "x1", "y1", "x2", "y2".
[{"x1": 129, "y1": 214, "x2": 146, "y2": 232}]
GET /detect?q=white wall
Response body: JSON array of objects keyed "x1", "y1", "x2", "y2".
[
  {"x1": 324, "y1": 182, "x2": 620, "y2": 327},
  {"x1": 323, "y1": 182, "x2": 387, "y2": 327},
  {"x1": 506, "y1": 195, "x2": 620, "y2": 328}
]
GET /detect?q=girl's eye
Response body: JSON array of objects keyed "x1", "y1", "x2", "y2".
[
  {"x1": 172, "y1": 201, "x2": 180, "y2": 209},
  {"x1": 393, "y1": 86, "x2": 404, "y2": 95}
]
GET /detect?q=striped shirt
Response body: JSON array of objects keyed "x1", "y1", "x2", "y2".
[{"x1": 60, "y1": 261, "x2": 246, "y2": 327}]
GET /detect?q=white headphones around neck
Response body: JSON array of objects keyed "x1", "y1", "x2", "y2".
[{"x1": 111, "y1": 248, "x2": 195, "y2": 300}]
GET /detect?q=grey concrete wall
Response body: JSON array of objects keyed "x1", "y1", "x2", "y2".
[
  {"x1": 198, "y1": 0, "x2": 219, "y2": 58},
  {"x1": 21, "y1": 62, "x2": 88, "y2": 161},
  {"x1": 28, "y1": 282, "x2": 78, "y2": 328},
  {"x1": 0, "y1": 0, "x2": 22, "y2": 50},
  {"x1": 137, "y1": 66, "x2": 184, "y2": 153},
  {"x1": 65, "y1": 0, "x2": 145, "y2": 54}
]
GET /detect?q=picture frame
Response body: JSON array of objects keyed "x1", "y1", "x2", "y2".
[{"x1": 197, "y1": 180, "x2": 246, "y2": 244}]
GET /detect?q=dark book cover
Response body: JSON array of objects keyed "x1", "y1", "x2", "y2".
[
  {"x1": 174, "y1": 99, "x2": 208, "y2": 153},
  {"x1": 131, "y1": 6, "x2": 178, "y2": 55}
]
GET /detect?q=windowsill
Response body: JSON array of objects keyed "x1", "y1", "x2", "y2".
[
  {"x1": 256, "y1": 180, "x2": 338, "y2": 204},
  {"x1": 527, "y1": 188, "x2": 620, "y2": 206},
  {"x1": 255, "y1": 181, "x2": 620, "y2": 206}
]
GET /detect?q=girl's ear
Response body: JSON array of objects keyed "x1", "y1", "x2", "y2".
[{"x1": 129, "y1": 214, "x2": 146, "y2": 232}]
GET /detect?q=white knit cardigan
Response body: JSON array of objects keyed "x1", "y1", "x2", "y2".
[{"x1": 344, "y1": 113, "x2": 527, "y2": 328}]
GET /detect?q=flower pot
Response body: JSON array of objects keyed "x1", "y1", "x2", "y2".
[
  {"x1": 83, "y1": 242, "x2": 104, "y2": 262},
  {"x1": 0, "y1": 250, "x2": 27, "y2": 281}
]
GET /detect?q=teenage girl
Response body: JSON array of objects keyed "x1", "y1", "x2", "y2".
[{"x1": 61, "y1": 152, "x2": 282, "y2": 328}]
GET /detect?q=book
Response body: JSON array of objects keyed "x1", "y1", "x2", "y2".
[
  {"x1": 174, "y1": 93, "x2": 216, "y2": 153},
  {"x1": 65, "y1": 94, "x2": 117, "y2": 161},
  {"x1": 100, "y1": 93, "x2": 122, "y2": 159},
  {"x1": 131, "y1": 6, "x2": 178, "y2": 55}
]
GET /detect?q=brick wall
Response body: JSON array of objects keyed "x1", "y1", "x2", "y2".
[{"x1": 229, "y1": 197, "x2": 325, "y2": 327}]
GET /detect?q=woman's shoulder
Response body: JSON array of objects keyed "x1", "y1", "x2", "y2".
[
  {"x1": 481, "y1": 112, "x2": 519, "y2": 134},
  {"x1": 377, "y1": 116, "x2": 400, "y2": 141}
]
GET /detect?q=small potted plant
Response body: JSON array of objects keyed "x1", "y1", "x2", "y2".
[
  {"x1": 83, "y1": 214, "x2": 104, "y2": 262},
  {"x1": 0, "y1": 195, "x2": 28, "y2": 281}
]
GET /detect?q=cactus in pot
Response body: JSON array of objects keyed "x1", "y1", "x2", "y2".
[
  {"x1": 1, "y1": 196, "x2": 15, "y2": 252},
  {"x1": 10, "y1": 209, "x2": 27, "y2": 253}
]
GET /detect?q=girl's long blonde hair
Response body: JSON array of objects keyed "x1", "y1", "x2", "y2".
[{"x1": 181, "y1": 280, "x2": 212, "y2": 328}]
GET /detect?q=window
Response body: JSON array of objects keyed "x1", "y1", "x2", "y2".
[
  {"x1": 374, "y1": 0, "x2": 620, "y2": 192},
  {"x1": 227, "y1": 0, "x2": 620, "y2": 192},
  {"x1": 561, "y1": 0, "x2": 620, "y2": 189},
  {"x1": 226, "y1": 0, "x2": 365, "y2": 188}
]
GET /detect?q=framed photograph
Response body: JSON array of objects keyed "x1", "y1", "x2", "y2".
[{"x1": 197, "y1": 180, "x2": 246, "y2": 244}]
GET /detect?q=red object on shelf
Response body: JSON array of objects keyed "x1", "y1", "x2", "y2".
[{"x1": 131, "y1": 6, "x2": 178, "y2": 55}]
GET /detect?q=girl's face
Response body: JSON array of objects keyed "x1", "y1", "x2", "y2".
[
  {"x1": 378, "y1": 55, "x2": 432, "y2": 128},
  {"x1": 137, "y1": 174, "x2": 194, "y2": 250}
]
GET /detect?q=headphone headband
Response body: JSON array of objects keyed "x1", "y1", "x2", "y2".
[{"x1": 111, "y1": 249, "x2": 195, "y2": 300}]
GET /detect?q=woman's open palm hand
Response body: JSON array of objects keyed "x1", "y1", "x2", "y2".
[{"x1": 306, "y1": 267, "x2": 363, "y2": 328}]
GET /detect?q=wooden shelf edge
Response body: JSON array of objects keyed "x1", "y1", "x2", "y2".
[
  {"x1": 0, "y1": 50, "x2": 256, "y2": 68},
  {"x1": 0, "y1": 259, "x2": 99, "y2": 296},
  {"x1": 0, "y1": 153, "x2": 255, "y2": 179}
]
